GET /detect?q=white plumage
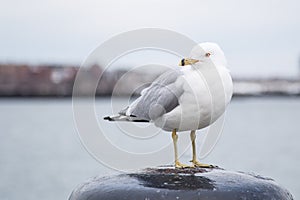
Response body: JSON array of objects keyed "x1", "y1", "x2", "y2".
[{"x1": 154, "y1": 43, "x2": 233, "y2": 131}]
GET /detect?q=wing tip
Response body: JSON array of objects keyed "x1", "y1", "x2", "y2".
[
  {"x1": 103, "y1": 115, "x2": 150, "y2": 123},
  {"x1": 103, "y1": 116, "x2": 113, "y2": 121}
]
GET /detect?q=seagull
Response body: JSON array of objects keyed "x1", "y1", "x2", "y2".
[{"x1": 104, "y1": 42, "x2": 233, "y2": 168}]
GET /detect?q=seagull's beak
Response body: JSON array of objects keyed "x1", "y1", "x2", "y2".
[{"x1": 179, "y1": 58, "x2": 200, "y2": 66}]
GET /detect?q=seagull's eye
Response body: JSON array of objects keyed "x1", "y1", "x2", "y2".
[{"x1": 205, "y1": 52, "x2": 211, "y2": 57}]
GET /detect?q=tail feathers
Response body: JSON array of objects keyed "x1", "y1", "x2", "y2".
[{"x1": 103, "y1": 115, "x2": 149, "y2": 122}]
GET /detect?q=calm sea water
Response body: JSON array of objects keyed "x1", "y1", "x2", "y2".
[{"x1": 0, "y1": 97, "x2": 299, "y2": 199}]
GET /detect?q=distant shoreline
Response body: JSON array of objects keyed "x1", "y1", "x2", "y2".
[
  {"x1": 1, "y1": 93, "x2": 300, "y2": 99},
  {"x1": 1, "y1": 64, "x2": 300, "y2": 97}
]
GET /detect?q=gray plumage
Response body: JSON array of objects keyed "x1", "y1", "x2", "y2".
[
  {"x1": 104, "y1": 69, "x2": 183, "y2": 122},
  {"x1": 129, "y1": 69, "x2": 183, "y2": 120}
]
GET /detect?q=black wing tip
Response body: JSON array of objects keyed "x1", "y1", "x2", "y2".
[
  {"x1": 132, "y1": 119, "x2": 150, "y2": 122},
  {"x1": 103, "y1": 116, "x2": 113, "y2": 121},
  {"x1": 133, "y1": 119, "x2": 150, "y2": 123},
  {"x1": 103, "y1": 116, "x2": 149, "y2": 123}
]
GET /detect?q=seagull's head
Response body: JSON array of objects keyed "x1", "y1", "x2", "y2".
[{"x1": 179, "y1": 42, "x2": 227, "y2": 67}]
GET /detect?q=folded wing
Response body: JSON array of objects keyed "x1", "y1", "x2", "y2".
[{"x1": 126, "y1": 69, "x2": 184, "y2": 121}]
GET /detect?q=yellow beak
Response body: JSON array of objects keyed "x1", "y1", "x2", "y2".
[{"x1": 179, "y1": 58, "x2": 200, "y2": 66}]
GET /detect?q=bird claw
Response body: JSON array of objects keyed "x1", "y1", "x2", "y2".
[
  {"x1": 190, "y1": 160, "x2": 215, "y2": 168},
  {"x1": 175, "y1": 161, "x2": 193, "y2": 169}
]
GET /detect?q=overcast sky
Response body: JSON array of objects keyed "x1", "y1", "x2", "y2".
[{"x1": 1, "y1": 0, "x2": 300, "y2": 77}]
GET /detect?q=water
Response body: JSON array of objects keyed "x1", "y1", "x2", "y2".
[{"x1": 0, "y1": 97, "x2": 299, "y2": 199}]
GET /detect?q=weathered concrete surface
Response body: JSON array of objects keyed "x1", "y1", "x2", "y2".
[{"x1": 69, "y1": 167, "x2": 293, "y2": 200}]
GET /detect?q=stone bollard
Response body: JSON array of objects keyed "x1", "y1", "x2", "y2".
[{"x1": 69, "y1": 167, "x2": 293, "y2": 200}]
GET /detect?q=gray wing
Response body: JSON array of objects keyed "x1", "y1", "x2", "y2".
[{"x1": 122, "y1": 69, "x2": 184, "y2": 121}]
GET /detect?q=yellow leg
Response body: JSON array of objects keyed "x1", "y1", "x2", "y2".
[
  {"x1": 190, "y1": 130, "x2": 213, "y2": 168},
  {"x1": 172, "y1": 129, "x2": 190, "y2": 168}
]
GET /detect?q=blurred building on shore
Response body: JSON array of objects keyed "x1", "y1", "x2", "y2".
[
  {"x1": 0, "y1": 64, "x2": 300, "y2": 97},
  {"x1": 0, "y1": 64, "x2": 78, "y2": 96}
]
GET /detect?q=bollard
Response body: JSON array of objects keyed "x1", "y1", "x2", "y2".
[{"x1": 69, "y1": 167, "x2": 293, "y2": 200}]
